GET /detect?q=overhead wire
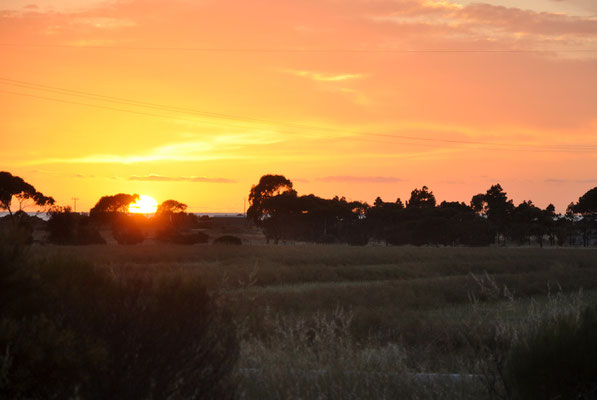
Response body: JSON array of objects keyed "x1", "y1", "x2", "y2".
[
  {"x1": 1, "y1": 43, "x2": 596, "y2": 53},
  {"x1": 1, "y1": 78, "x2": 596, "y2": 154}
]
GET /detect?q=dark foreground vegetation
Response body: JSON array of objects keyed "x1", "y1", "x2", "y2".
[
  {"x1": 0, "y1": 243, "x2": 238, "y2": 399},
  {"x1": 0, "y1": 243, "x2": 593, "y2": 399}
]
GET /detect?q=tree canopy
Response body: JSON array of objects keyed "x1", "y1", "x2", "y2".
[
  {"x1": 406, "y1": 186, "x2": 436, "y2": 209},
  {"x1": 90, "y1": 193, "x2": 139, "y2": 219},
  {"x1": 247, "y1": 174, "x2": 295, "y2": 225},
  {"x1": 0, "y1": 171, "x2": 54, "y2": 216},
  {"x1": 568, "y1": 187, "x2": 597, "y2": 215},
  {"x1": 157, "y1": 199, "x2": 188, "y2": 215}
]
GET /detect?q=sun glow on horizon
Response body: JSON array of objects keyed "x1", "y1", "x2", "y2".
[{"x1": 128, "y1": 195, "x2": 158, "y2": 214}]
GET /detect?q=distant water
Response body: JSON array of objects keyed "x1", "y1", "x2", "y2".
[{"x1": 0, "y1": 211, "x2": 50, "y2": 221}]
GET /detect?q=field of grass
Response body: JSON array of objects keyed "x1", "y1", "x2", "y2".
[{"x1": 24, "y1": 242, "x2": 597, "y2": 398}]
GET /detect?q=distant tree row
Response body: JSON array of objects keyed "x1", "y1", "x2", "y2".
[
  {"x1": 247, "y1": 174, "x2": 597, "y2": 247},
  {"x1": 2, "y1": 170, "x2": 596, "y2": 247}
]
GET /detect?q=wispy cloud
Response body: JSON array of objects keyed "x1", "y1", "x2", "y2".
[
  {"x1": 20, "y1": 137, "x2": 267, "y2": 165},
  {"x1": 545, "y1": 178, "x2": 597, "y2": 184},
  {"x1": 286, "y1": 69, "x2": 365, "y2": 82},
  {"x1": 318, "y1": 176, "x2": 406, "y2": 183},
  {"x1": 71, "y1": 17, "x2": 136, "y2": 30},
  {"x1": 129, "y1": 174, "x2": 235, "y2": 183}
]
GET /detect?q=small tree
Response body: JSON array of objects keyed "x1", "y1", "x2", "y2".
[
  {"x1": 406, "y1": 186, "x2": 436, "y2": 209},
  {"x1": 0, "y1": 171, "x2": 54, "y2": 223},
  {"x1": 471, "y1": 184, "x2": 514, "y2": 245},
  {"x1": 89, "y1": 193, "x2": 139, "y2": 223},
  {"x1": 156, "y1": 199, "x2": 188, "y2": 215}
]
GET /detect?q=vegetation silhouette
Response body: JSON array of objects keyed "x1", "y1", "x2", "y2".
[
  {"x1": 1, "y1": 170, "x2": 596, "y2": 247},
  {"x1": 0, "y1": 171, "x2": 55, "y2": 218},
  {"x1": 246, "y1": 174, "x2": 597, "y2": 247},
  {"x1": 89, "y1": 193, "x2": 140, "y2": 223},
  {"x1": 47, "y1": 206, "x2": 105, "y2": 245},
  {"x1": 0, "y1": 171, "x2": 54, "y2": 243}
]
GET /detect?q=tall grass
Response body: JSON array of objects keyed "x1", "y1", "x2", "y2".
[{"x1": 19, "y1": 244, "x2": 597, "y2": 399}]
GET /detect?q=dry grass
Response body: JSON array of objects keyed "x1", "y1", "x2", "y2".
[{"x1": 26, "y1": 243, "x2": 597, "y2": 399}]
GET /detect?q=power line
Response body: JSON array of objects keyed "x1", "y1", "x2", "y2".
[
  {"x1": 1, "y1": 43, "x2": 596, "y2": 53},
  {"x1": 2, "y1": 75, "x2": 597, "y2": 152},
  {"x1": 1, "y1": 79, "x2": 596, "y2": 154}
]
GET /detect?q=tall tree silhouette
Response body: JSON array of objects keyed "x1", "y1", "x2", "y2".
[
  {"x1": 247, "y1": 174, "x2": 295, "y2": 225},
  {"x1": 471, "y1": 184, "x2": 514, "y2": 245},
  {"x1": 567, "y1": 187, "x2": 597, "y2": 247},
  {"x1": 406, "y1": 186, "x2": 436, "y2": 208}
]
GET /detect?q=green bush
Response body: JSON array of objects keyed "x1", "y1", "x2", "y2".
[{"x1": 505, "y1": 305, "x2": 597, "y2": 400}]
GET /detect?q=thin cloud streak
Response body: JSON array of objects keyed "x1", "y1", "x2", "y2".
[
  {"x1": 545, "y1": 178, "x2": 597, "y2": 183},
  {"x1": 129, "y1": 174, "x2": 235, "y2": 183},
  {"x1": 318, "y1": 176, "x2": 406, "y2": 183},
  {"x1": 286, "y1": 69, "x2": 365, "y2": 82}
]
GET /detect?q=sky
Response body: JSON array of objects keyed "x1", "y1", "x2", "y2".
[{"x1": 1, "y1": 0, "x2": 596, "y2": 213}]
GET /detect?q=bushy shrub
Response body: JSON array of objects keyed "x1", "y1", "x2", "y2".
[
  {"x1": 156, "y1": 229, "x2": 209, "y2": 245},
  {"x1": 213, "y1": 235, "x2": 242, "y2": 245},
  {"x1": 505, "y1": 305, "x2": 597, "y2": 399},
  {"x1": 47, "y1": 209, "x2": 105, "y2": 245},
  {"x1": 0, "y1": 253, "x2": 239, "y2": 399}
]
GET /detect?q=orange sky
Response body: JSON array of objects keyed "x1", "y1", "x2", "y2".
[{"x1": 1, "y1": 0, "x2": 596, "y2": 213}]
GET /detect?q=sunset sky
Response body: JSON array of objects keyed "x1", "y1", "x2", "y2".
[{"x1": 1, "y1": 0, "x2": 596, "y2": 213}]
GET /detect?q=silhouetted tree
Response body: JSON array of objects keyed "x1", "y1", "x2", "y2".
[
  {"x1": 89, "y1": 193, "x2": 139, "y2": 222},
  {"x1": 0, "y1": 171, "x2": 54, "y2": 223},
  {"x1": 247, "y1": 174, "x2": 295, "y2": 226},
  {"x1": 567, "y1": 187, "x2": 597, "y2": 246},
  {"x1": 157, "y1": 199, "x2": 188, "y2": 215},
  {"x1": 509, "y1": 201, "x2": 544, "y2": 246},
  {"x1": 471, "y1": 184, "x2": 514, "y2": 245},
  {"x1": 406, "y1": 186, "x2": 436, "y2": 209},
  {"x1": 543, "y1": 204, "x2": 557, "y2": 246}
]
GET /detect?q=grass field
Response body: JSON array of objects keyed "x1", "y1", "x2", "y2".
[{"x1": 25, "y1": 242, "x2": 597, "y2": 398}]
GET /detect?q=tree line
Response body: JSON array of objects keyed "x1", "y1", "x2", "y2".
[
  {"x1": 247, "y1": 174, "x2": 597, "y2": 247},
  {"x1": 1, "y1": 170, "x2": 596, "y2": 247},
  {"x1": 0, "y1": 171, "x2": 210, "y2": 245}
]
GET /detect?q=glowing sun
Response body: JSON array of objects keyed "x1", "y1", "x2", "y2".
[{"x1": 129, "y1": 195, "x2": 158, "y2": 214}]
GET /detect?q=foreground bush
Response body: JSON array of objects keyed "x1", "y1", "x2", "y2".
[
  {"x1": 0, "y1": 247, "x2": 238, "y2": 399},
  {"x1": 505, "y1": 305, "x2": 597, "y2": 400},
  {"x1": 47, "y1": 209, "x2": 106, "y2": 245},
  {"x1": 156, "y1": 228, "x2": 209, "y2": 244}
]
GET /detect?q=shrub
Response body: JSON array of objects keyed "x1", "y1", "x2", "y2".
[
  {"x1": 47, "y1": 210, "x2": 105, "y2": 245},
  {"x1": 505, "y1": 305, "x2": 597, "y2": 400},
  {"x1": 156, "y1": 229, "x2": 209, "y2": 245},
  {"x1": 213, "y1": 235, "x2": 242, "y2": 245},
  {"x1": 0, "y1": 256, "x2": 239, "y2": 399}
]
